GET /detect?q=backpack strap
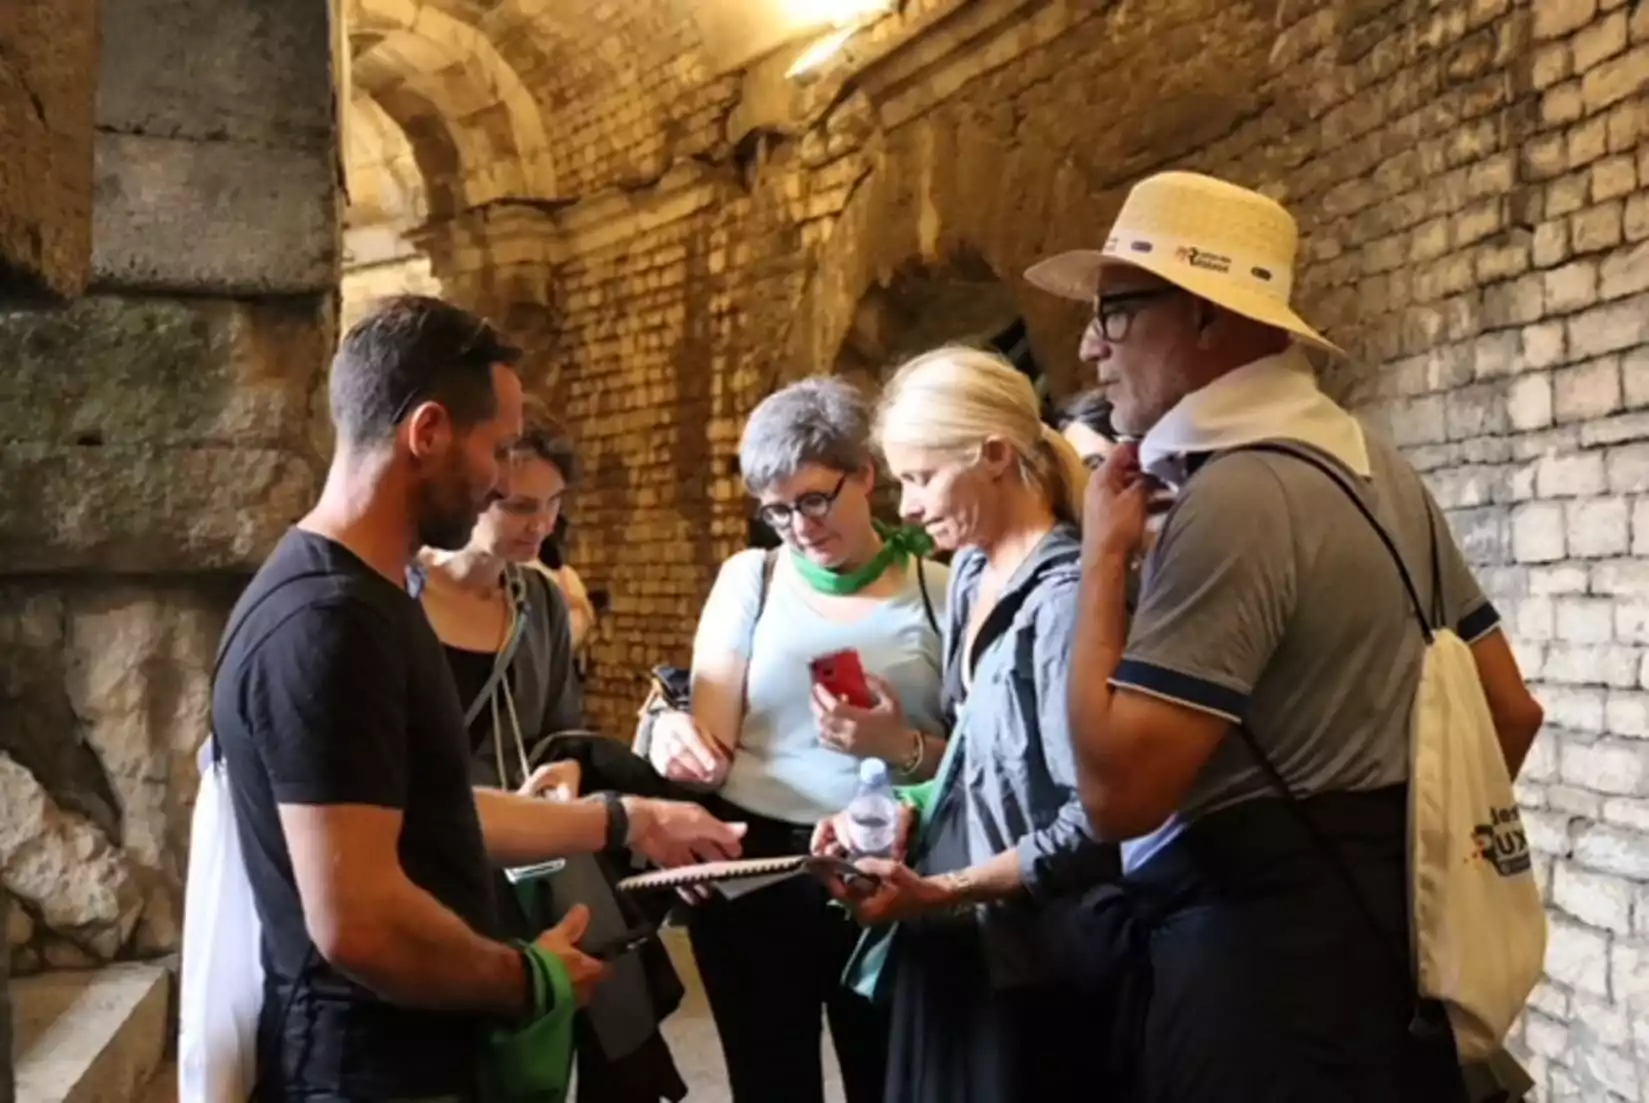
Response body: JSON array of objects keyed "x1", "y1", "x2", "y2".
[
  {"x1": 913, "y1": 558, "x2": 940, "y2": 637},
  {"x1": 1201, "y1": 442, "x2": 1434, "y2": 1010},
  {"x1": 749, "y1": 548, "x2": 778, "y2": 652},
  {"x1": 201, "y1": 559, "x2": 352, "y2": 1098},
  {"x1": 917, "y1": 554, "x2": 1060, "y2": 859},
  {"x1": 717, "y1": 549, "x2": 779, "y2": 741},
  {"x1": 206, "y1": 568, "x2": 339, "y2": 768},
  {"x1": 1225, "y1": 441, "x2": 1435, "y2": 643}
]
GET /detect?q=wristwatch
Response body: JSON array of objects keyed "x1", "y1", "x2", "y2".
[{"x1": 597, "y1": 791, "x2": 630, "y2": 851}]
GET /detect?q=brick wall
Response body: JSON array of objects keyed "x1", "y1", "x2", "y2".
[{"x1": 342, "y1": 3, "x2": 1649, "y2": 1093}]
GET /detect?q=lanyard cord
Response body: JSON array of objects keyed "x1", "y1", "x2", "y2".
[{"x1": 488, "y1": 574, "x2": 533, "y2": 790}]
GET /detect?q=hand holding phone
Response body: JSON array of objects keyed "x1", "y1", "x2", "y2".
[
  {"x1": 581, "y1": 923, "x2": 657, "y2": 962},
  {"x1": 810, "y1": 652, "x2": 910, "y2": 761},
  {"x1": 809, "y1": 649, "x2": 875, "y2": 709}
]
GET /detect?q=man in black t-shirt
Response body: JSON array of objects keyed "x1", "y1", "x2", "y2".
[{"x1": 212, "y1": 296, "x2": 745, "y2": 1101}]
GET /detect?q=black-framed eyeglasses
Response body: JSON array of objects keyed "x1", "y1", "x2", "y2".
[
  {"x1": 1089, "y1": 288, "x2": 1182, "y2": 343},
  {"x1": 756, "y1": 473, "x2": 848, "y2": 530}
]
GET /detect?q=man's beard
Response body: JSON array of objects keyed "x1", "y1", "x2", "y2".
[{"x1": 415, "y1": 472, "x2": 482, "y2": 552}]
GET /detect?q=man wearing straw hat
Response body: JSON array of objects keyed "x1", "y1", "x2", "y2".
[{"x1": 1026, "y1": 173, "x2": 1545, "y2": 1101}]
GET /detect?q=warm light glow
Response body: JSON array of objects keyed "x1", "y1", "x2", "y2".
[
  {"x1": 781, "y1": 0, "x2": 894, "y2": 28},
  {"x1": 784, "y1": 24, "x2": 860, "y2": 78}
]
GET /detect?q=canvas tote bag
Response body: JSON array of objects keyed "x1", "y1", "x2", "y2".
[
  {"x1": 179, "y1": 569, "x2": 337, "y2": 1102},
  {"x1": 178, "y1": 736, "x2": 264, "y2": 1103},
  {"x1": 1230, "y1": 443, "x2": 1546, "y2": 1062}
]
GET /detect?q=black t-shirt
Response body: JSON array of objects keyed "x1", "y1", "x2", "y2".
[{"x1": 211, "y1": 530, "x2": 497, "y2": 1099}]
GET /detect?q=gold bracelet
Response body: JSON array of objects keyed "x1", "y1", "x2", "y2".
[
  {"x1": 895, "y1": 728, "x2": 925, "y2": 776},
  {"x1": 935, "y1": 869, "x2": 979, "y2": 909}
]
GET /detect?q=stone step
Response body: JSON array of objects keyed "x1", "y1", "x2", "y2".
[
  {"x1": 139, "y1": 1061, "x2": 176, "y2": 1103},
  {"x1": 12, "y1": 962, "x2": 171, "y2": 1103}
]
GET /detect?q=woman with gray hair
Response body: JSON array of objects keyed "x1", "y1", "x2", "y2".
[{"x1": 647, "y1": 376, "x2": 948, "y2": 1103}]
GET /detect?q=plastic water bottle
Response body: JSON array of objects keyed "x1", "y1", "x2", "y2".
[{"x1": 845, "y1": 759, "x2": 900, "y2": 859}]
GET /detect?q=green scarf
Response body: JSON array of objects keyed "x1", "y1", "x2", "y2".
[{"x1": 790, "y1": 521, "x2": 935, "y2": 595}]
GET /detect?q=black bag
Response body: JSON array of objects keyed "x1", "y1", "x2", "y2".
[{"x1": 629, "y1": 550, "x2": 777, "y2": 758}]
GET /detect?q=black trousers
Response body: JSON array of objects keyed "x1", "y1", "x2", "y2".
[
  {"x1": 1094, "y1": 789, "x2": 1469, "y2": 1103},
  {"x1": 686, "y1": 801, "x2": 888, "y2": 1103},
  {"x1": 884, "y1": 918, "x2": 1102, "y2": 1103}
]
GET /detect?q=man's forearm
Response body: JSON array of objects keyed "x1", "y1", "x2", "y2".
[
  {"x1": 1069, "y1": 550, "x2": 1132, "y2": 763},
  {"x1": 474, "y1": 787, "x2": 609, "y2": 865},
  {"x1": 331, "y1": 880, "x2": 528, "y2": 1020}
]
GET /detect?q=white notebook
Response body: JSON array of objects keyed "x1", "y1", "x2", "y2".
[{"x1": 617, "y1": 855, "x2": 872, "y2": 900}]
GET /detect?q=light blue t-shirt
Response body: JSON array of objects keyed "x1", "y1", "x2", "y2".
[{"x1": 693, "y1": 549, "x2": 948, "y2": 825}]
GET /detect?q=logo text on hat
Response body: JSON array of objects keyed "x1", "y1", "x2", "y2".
[{"x1": 1174, "y1": 246, "x2": 1231, "y2": 274}]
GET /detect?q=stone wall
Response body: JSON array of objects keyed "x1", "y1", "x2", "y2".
[
  {"x1": 1, "y1": 0, "x2": 338, "y2": 978},
  {"x1": 0, "y1": 2, "x2": 98, "y2": 301},
  {"x1": 340, "y1": 1, "x2": 1649, "y2": 1096},
  {"x1": 0, "y1": 8, "x2": 99, "y2": 1093}
]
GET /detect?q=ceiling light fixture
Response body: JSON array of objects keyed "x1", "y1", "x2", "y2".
[
  {"x1": 785, "y1": 25, "x2": 860, "y2": 78},
  {"x1": 783, "y1": 0, "x2": 895, "y2": 80}
]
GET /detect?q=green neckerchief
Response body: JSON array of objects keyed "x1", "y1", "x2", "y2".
[{"x1": 790, "y1": 521, "x2": 935, "y2": 595}]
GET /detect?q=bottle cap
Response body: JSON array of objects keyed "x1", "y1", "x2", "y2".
[{"x1": 859, "y1": 758, "x2": 889, "y2": 784}]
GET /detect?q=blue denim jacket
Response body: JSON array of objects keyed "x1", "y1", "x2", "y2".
[{"x1": 847, "y1": 525, "x2": 1117, "y2": 995}]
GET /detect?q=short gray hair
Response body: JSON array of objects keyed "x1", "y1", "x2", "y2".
[{"x1": 739, "y1": 377, "x2": 873, "y2": 494}]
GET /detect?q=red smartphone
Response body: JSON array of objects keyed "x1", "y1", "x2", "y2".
[{"x1": 810, "y1": 649, "x2": 875, "y2": 708}]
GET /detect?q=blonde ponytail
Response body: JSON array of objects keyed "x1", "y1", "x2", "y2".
[
  {"x1": 1037, "y1": 421, "x2": 1090, "y2": 526},
  {"x1": 878, "y1": 345, "x2": 1086, "y2": 524}
]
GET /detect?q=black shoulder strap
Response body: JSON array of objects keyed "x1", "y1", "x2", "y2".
[
  {"x1": 749, "y1": 548, "x2": 778, "y2": 647},
  {"x1": 1222, "y1": 441, "x2": 1435, "y2": 644},
  {"x1": 1205, "y1": 441, "x2": 1430, "y2": 995},
  {"x1": 914, "y1": 558, "x2": 940, "y2": 636},
  {"x1": 203, "y1": 561, "x2": 355, "y2": 1097},
  {"x1": 732, "y1": 549, "x2": 780, "y2": 711},
  {"x1": 206, "y1": 568, "x2": 338, "y2": 767},
  {"x1": 925, "y1": 556, "x2": 1059, "y2": 829}
]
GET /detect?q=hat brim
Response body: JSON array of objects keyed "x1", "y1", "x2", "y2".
[{"x1": 1023, "y1": 249, "x2": 1344, "y2": 359}]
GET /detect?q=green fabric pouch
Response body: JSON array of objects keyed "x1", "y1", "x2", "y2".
[{"x1": 480, "y1": 941, "x2": 576, "y2": 1103}]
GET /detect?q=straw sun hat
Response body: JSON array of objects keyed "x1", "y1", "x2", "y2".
[{"x1": 1023, "y1": 171, "x2": 1343, "y2": 358}]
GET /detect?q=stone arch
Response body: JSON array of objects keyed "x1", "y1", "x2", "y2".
[
  {"x1": 828, "y1": 249, "x2": 1023, "y2": 387},
  {"x1": 345, "y1": 89, "x2": 432, "y2": 227},
  {"x1": 346, "y1": 0, "x2": 558, "y2": 209},
  {"x1": 350, "y1": 77, "x2": 464, "y2": 220},
  {"x1": 340, "y1": 91, "x2": 446, "y2": 333},
  {"x1": 340, "y1": 0, "x2": 561, "y2": 337},
  {"x1": 776, "y1": 113, "x2": 1119, "y2": 409},
  {"x1": 804, "y1": 249, "x2": 1027, "y2": 530},
  {"x1": 472, "y1": 3, "x2": 718, "y2": 193}
]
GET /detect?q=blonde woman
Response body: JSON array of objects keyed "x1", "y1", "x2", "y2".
[{"x1": 814, "y1": 347, "x2": 1119, "y2": 1102}]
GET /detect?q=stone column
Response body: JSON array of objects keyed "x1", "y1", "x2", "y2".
[
  {"x1": 0, "y1": 6, "x2": 99, "y2": 1095},
  {"x1": 0, "y1": 3, "x2": 98, "y2": 299},
  {"x1": 0, "y1": 0, "x2": 339, "y2": 971},
  {"x1": 0, "y1": 890, "x2": 10, "y2": 1103}
]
